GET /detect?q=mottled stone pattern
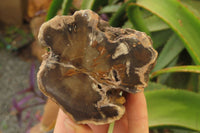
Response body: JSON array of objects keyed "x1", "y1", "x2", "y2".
[{"x1": 37, "y1": 10, "x2": 157, "y2": 124}]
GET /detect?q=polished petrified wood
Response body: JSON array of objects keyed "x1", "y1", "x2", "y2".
[{"x1": 37, "y1": 10, "x2": 157, "y2": 124}]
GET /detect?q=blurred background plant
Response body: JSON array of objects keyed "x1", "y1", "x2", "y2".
[
  {"x1": 10, "y1": 63, "x2": 46, "y2": 132},
  {"x1": 0, "y1": 0, "x2": 200, "y2": 133}
]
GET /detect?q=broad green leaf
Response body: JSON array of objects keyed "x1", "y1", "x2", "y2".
[
  {"x1": 187, "y1": 73, "x2": 200, "y2": 92},
  {"x1": 181, "y1": 0, "x2": 200, "y2": 18},
  {"x1": 108, "y1": 0, "x2": 118, "y2": 5},
  {"x1": 46, "y1": 0, "x2": 63, "y2": 21},
  {"x1": 141, "y1": 8, "x2": 153, "y2": 18},
  {"x1": 122, "y1": 21, "x2": 133, "y2": 29},
  {"x1": 109, "y1": 0, "x2": 136, "y2": 27},
  {"x1": 127, "y1": 4, "x2": 150, "y2": 35},
  {"x1": 198, "y1": 75, "x2": 200, "y2": 93},
  {"x1": 151, "y1": 29, "x2": 173, "y2": 49},
  {"x1": 81, "y1": 0, "x2": 94, "y2": 9},
  {"x1": 81, "y1": 0, "x2": 106, "y2": 10},
  {"x1": 152, "y1": 34, "x2": 184, "y2": 72},
  {"x1": 99, "y1": 4, "x2": 121, "y2": 13},
  {"x1": 144, "y1": 15, "x2": 169, "y2": 32},
  {"x1": 62, "y1": 0, "x2": 73, "y2": 15},
  {"x1": 109, "y1": 2, "x2": 128, "y2": 27},
  {"x1": 171, "y1": 128, "x2": 198, "y2": 133},
  {"x1": 157, "y1": 56, "x2": 179, "y2": 84},
  {"x1": 151, "y1": 65, "x2": 200, "y2": 78},
  {"x1": 136, "y1": 0, "x2": 200, "y2": 65},
  {"x1": 145, "y1": 82, "x2": 170, "y2": 91},
  {"x1": 145, "y1": 89, "x2": 200, "y2": 131}
]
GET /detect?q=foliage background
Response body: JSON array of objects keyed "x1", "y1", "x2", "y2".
[{"x1": 1, "y1": 0, "x2": 199, "y2": 133}]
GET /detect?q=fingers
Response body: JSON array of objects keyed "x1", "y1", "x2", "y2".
[
  {"x1": 54, "y1": 92, "x2": 148, "y2": 133},
  {"x1": 54, "y1": 109, "x2": 92, "y2": 133},
  {"x1": 125, "y1": 92, "x2": 149, "y2": 133},
  {"x1": 113, "y1": 112, "x2": 128, "y2": 133},
  {"x1": 88, "y1": 123, "x2": 109, "y2": 133}
]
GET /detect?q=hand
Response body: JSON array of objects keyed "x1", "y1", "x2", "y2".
[{"x1": 54, "y1": 92, "x2": 148, "y2": 133}]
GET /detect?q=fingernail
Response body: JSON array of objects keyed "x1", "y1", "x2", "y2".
[{"x1": 64, "y1": 117, "x2": 75, "y2": 133}]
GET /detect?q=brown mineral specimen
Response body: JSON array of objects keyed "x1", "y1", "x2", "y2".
[{"x1": 37, "y1": 10, "x2": 157, "y2": 125}]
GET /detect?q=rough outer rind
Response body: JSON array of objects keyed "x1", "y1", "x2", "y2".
[{"x1": 37, "y1": 10, "x2": 157, "y2": 124}]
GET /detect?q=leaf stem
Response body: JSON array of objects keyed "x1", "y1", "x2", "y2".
[{"x1": 108, "y1": 122, "x2": 115, "y2": 133}]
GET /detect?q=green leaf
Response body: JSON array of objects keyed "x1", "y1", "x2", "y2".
[
  {"x1": 151, "y1": 29, "x2": 173, "y2": 49},
  {"x1": 99, "y1": 4, "x2": 121, "y2": 13},
  {"x1": 187, "y1": 73, "x2": 200, "y2": 92},
  {"x1": 145, "y1": 89, "x2": 200, "y2": 131},
  {"x1": 81, "y1": 0, "x2": 94, "y2": 9},
  {"x1": 157, "y1": 56, "x2": 179, "y2": 84},
  {"x1": 81, "y1": 0, "x2": 106, "y2": 10},
  {"x1": 171, "y1": 128, "x2": 198, "y2": 133},
  {"x1": 181, "y1": 0, "x2": 200, "y2": 19},
  {"x1": 62, "y1": 0, "x2": 73, "y2": 15},
  {"x1": 151, "y1": 65, "x2": 200, "y2": 79},
  {"x1": 145, "y1": 82, "x2": 170, "y2": 91},
  {"x1": 152, "y1": 34, "x2": 184, "y2": 72},
  {"x1": 46, "y1": 0, "x2": 63, "y2": 21},
  {"x1": 127, "y1": 4, "x2": 150, "y2": 35},
  {"x1": 136, "y1": 0, "x2": 200, "y2": 65},
  {"x1": 108, "y1": 122, "x2": 115, "y2": 133},
  {"x1": 108, "y1": 0, "x2": 118, "y2": 5},
  {"x1": 144, "y1": 15, "x2": 169, "y2": 32},
  {"x1": 109, "y1": 2, "x2": 128, "y2": 27},
  {"x1": 122, "y1": 20, "x2": 133, "y2": 29}
]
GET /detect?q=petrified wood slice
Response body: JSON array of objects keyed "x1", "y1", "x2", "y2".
[{"x1": 37, "y1": 10, "x2": 157, "y2": 124}]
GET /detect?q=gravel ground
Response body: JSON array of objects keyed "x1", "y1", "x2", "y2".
[{"x1": 0, "y1": 50, "x2": 43, "y2": 133}]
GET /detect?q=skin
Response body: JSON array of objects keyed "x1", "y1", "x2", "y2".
[{"x1": 54, "y1": 92, "x2": 149, "y2": 133}]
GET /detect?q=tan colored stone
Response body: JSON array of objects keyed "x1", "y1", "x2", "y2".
[{"x1": 37, "y1": 10, "x2": 157, "y2": 125}]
